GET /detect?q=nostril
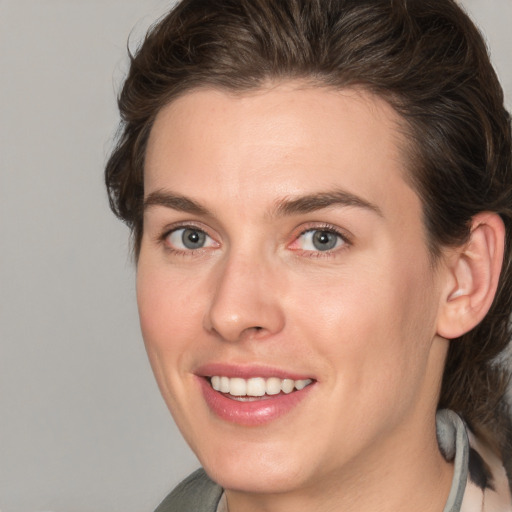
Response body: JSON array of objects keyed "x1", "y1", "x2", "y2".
[{"x1": 243, "y1": 326, "x2": 264, "y2": 338}]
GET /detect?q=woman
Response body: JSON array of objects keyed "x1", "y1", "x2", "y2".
[{"x1": 105, "y1": 0, "x2": 512, "y2": 510}]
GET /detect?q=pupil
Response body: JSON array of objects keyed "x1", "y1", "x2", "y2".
[
  {"x1": 313, "y1": 230, "x2": 337, "y2": 251},
  {"x1": 182, "y1": 229, "x2": 205, "y2": 249}
]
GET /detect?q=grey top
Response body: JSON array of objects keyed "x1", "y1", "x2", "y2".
[
  {"x1": 154, "y1": 468, "x2": 222, "y2": 512},
  {"x1": 154, "y1": 410, "x2": 511, "y2": 512},
  {"x1": 437, "y1": 409, "x2": 469, "y2": 512}
]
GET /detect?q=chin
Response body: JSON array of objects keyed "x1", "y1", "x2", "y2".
[
  {"x1": 207, "y1": 468, "x2": 303, "y2": 495},
  {"x1": 199, "y1": 447, "x2": 307, "y2": 494}
]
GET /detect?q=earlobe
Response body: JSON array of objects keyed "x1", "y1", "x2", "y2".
[{"x1": 436, "y1": 212, "x2": 505, "y2": 340}]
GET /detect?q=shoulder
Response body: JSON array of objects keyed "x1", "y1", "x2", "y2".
[{"x1": 154, "y1": 468, "x2": 223, "y2": 512}]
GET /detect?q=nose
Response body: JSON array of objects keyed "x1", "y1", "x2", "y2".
[{"x1": 203, "y1": 252, "x2": 286, "y2": 343}]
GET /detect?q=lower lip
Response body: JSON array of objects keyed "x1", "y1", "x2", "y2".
[{"x1": 198, "y1": 377, "x2": 314, "y2": 426}]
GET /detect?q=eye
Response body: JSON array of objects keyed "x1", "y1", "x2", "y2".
[
  {"x1": 295, "y1": 228, "x2": 346, "y2": 252},
  {"x1": 166, "y1": 227, "x2": 216, "y2": 251}
]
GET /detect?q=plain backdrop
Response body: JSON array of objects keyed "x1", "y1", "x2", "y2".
[{"x1": 1, "y1": 1, "x2": 511, "y2": 511}]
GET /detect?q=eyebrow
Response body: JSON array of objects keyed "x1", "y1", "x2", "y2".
[
  {"x1": 143, "y1": 189, "x2": 382, "y2": 218},
  {"x1": 144, "y1": 190, "x2": 211, "y2": 215},
  {"x1": 272, "y1": 190, "x2": 383, "y2": 218}
]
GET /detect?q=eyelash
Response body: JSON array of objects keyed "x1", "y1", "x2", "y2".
[
  {"x1": 158, "y1": 222, "x2": 352, "y2": 258},
  {"x1": 158, "y1": 223, "x2": 217, "y2": 257},
  {"x1": 290, "y1": 223, "x2": 352, "y2": 258}
]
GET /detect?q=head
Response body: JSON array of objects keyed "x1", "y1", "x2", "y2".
[{"x1": 106, "y1": 0, "x2": 512, "y2": 488}]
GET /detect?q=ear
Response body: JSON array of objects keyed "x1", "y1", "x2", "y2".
[{"x1": 437, "y1": 212, "x2": 505, "y2": 340}]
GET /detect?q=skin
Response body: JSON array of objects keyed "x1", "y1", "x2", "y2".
[{"x1": 137, "y1": 83, "x2": 455, "y2": 512}]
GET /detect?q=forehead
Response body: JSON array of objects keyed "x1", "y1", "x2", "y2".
[{"x1": 145, "y1": 83, "x2": 420, "y2": 224}]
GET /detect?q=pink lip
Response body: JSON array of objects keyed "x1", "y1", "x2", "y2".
[
  {"x1": 195, "y1": 364, "x2": 315, "y2": 426},
  {"x1": 195, "y1": 363, "x2": 312, "y2": 381}
]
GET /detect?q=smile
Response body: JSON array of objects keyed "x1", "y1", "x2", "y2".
[
  {"x1": 198, "y1": 369, "x2": 315, "y2": 425},
  {"x1": 210, "y1": 376, "x2": 313, "y2": 398}
]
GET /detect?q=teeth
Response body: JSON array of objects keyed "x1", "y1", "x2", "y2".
[
  {"x1": 266, "y1": 377, "x2": 282, "y2": 395},
  {"x1": 246, "y1": 377, "x2": 266, "y2": 396},
  {"x1": 210, "y1": 376, "x2": 312, "y2": 396},
  {"x1": 229, "y1": 378, "x2": 247, "y2": 396},
  {"x1": 295, "y1": 379, "x2": 309, "y2": 390},
  {"x1": 220, "y1": 376, "x2": 230, "y2": 393},
  {"x1": 281, "y1": 379, "x2": 295, "y2": 394}
]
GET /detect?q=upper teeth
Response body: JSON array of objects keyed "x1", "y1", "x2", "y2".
[{"x1": 210, "y1": 376, "x2": 312, "y2": 396}]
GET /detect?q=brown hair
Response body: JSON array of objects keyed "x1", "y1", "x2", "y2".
[{"x1": 105, "y1": 0, "x2": 512, "y2": 469}]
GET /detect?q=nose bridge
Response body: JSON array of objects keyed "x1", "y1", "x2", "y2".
[{"x1": 204, "y1": 244, "x2": 285, "y2": 342}]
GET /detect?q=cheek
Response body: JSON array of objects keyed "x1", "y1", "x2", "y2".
[
  {"x1": 137, "y1": 261, "x2": 205, "y2": 337},
  {"x1": 136, "y1": 263, "x2": 211, "y2": 424},
  {"x1": 136, "y1": 262, "x2": 207, "y2": 391},
  {"x1": 289, "y1": 255, "x2": 439, "y2": 389}
]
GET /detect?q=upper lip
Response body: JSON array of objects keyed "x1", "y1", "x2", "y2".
[{"x1": 195, "y1": 362, "x2": 315, "y2": 381}]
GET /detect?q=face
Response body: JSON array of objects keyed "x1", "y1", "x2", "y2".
[{"x1": 138, "y1": 84, "x2": 450, "y2": 497}]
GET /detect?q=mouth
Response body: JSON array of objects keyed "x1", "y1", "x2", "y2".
[
  {"x1": 196, "y1": 367, "x2": 316, "y2": 426},
  {"x1": 208, "y1": 375, "x2": 313, "y2": 401}
]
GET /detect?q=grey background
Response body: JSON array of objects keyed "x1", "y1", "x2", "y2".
[{"x1": 1, "y1": 1, "x2": 511, "y2": 511}]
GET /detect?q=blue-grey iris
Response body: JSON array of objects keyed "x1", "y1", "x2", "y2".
[
  {"x1": 182, "y1": 229, "x2": 206, "y2": 249},
  {"x1": 312, "y1": 230, "x2": 338, "y2": 251}
]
